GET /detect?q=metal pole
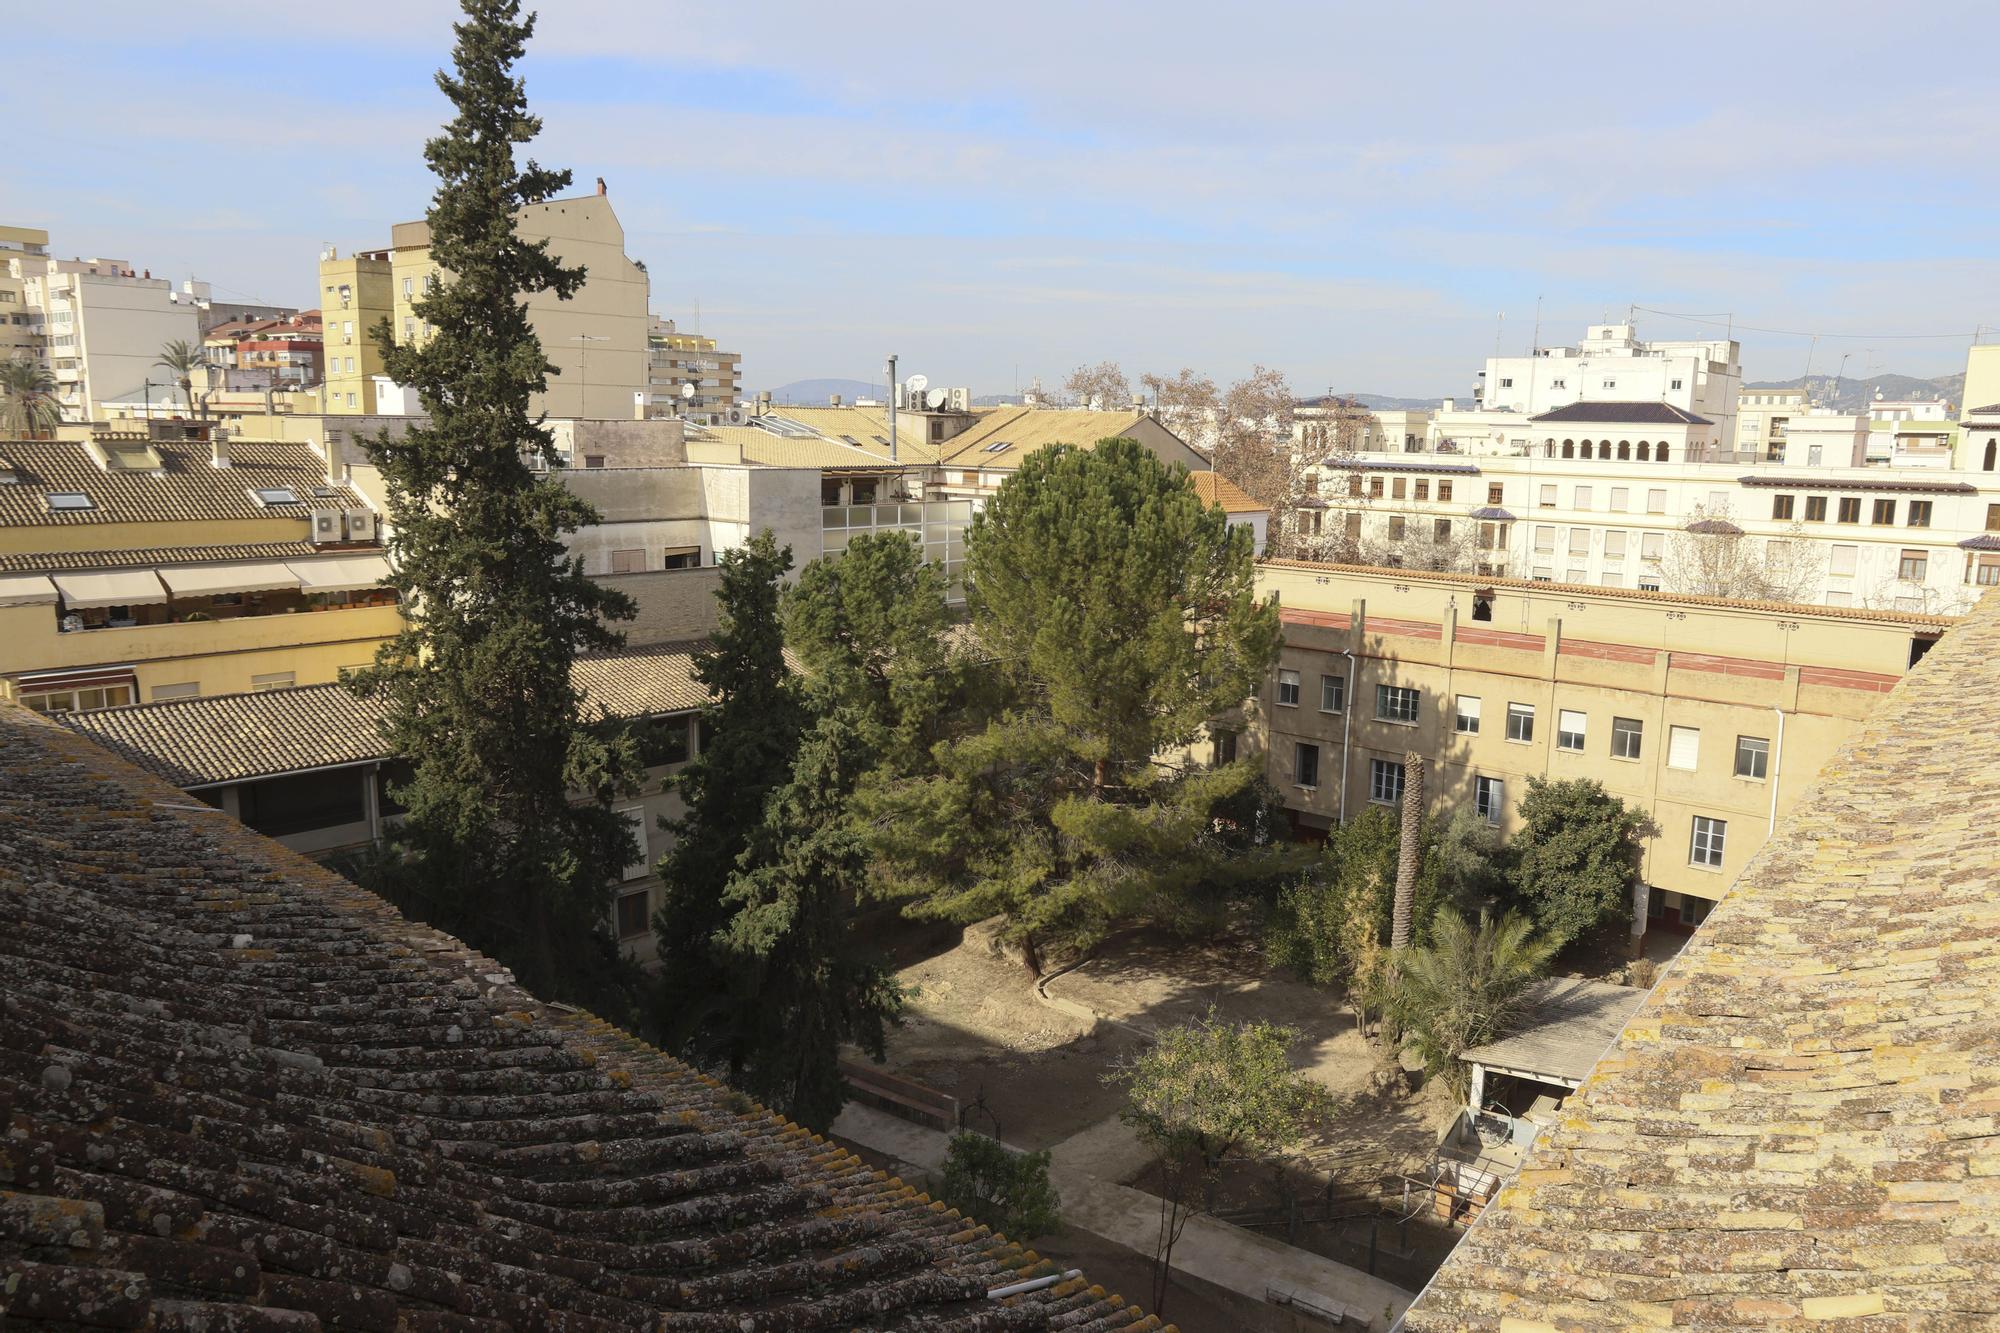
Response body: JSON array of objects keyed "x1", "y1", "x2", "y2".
[{"x1": 885, "y1": 354, "x2": 898, "y2": 464}]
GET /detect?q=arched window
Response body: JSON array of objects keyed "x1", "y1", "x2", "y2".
[
  {"x1": 1657, "y1": 443, "x2": 1671, "y2": 463},
  {"x1": 1579, "y1": 440, "x2": 1593, "y2": 455},
  {"x1": 1561, "y1": 440, "x2": 1574, "y2": 458},
  {"x1": 1545, "y1": 438, "x2": 1556, "y2": 457},
  {"x1": 1986, "y1": 438, "x2": 1996, "y2": 471},
  {"x1": 1617, "y1": 440, "x2": 1630, "y2": 460},
  {"x1": 1637, "y1": 441, "x2": 1651, "y2": 461}
]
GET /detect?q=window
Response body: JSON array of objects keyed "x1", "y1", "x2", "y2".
[
  {"x1": 1897, "y1": 549, "x2": 1927, "y2": 582},
  {"x1": 1973, "y1": 554, "x2": 2000, "y2": 587},
  {"x1": 1604, "y1": 531, "x2": 1627, "y2": 558},
  {"x1": 1734, "y1": 734, "x2": 1769, "y2": 780},
  {"x1": 1990, "y1": 503, "x2": 2000, "y2": 533},
  {"x1": 238, "y1": 771, "x2": 365, "y2": 837},
  {"x1": 1641, "y1": 532, "x2": 1665, "y2": 561},
  {"x1": 616, "y1": 806, "x2": 650, "y2": 881},
  {"x1": 150, "y1": 682, "x2": 200, "y2": 701},
  {"x1": 252, "y1": 485, "x2": 298, "y2": 505},
  {"x1": 1375, "y1": 684, "x2": 1420, "y2": 724},
  {"x1": 1690, "y1": 815, "x2": 1727, "y2": 868},
  {"x1": 1454, "y1": 695, "x2": 1481, "y2": 734},
  {"x1": 1369, "y1": 477, "x2": 1384, "y2": 498},
  {"x1": 1369, "y1": 757, "x2": 1405, "y2": 804},
  {"x1": 1611, "y1": 716, "x2": 1643, "y2": 760},
  {"x1": 1414, "y1": 479, "x2": 1429, "y2": 501},
  {"x1": 1772, "y1": 494, "x2": 1795, "y2": 520},
  {"x1": 250, "y1": 671, "x2": 295, "y2": 692},
  {"x1": 1539, "y1": 484, "x2": 1556, "y2": 508},
  {"x1": 45, "y1": 491, "x2": 93, "y2": 511},
  {"x1": 1609, "y1": 486, "x2": 1629, "y2": 511},
  {"x1": 1568, "y1": 529, "x2": 1589, "y2": 555},
  {"x1": 1387, "y1": 515, "x2": 1406, "y2": 541},
  {"x1": 1277, "y1": 668, "x2": 1300, "y2": 707},
  {"x1": 1392, "y1": 477, "x2": 1406, "y2": 500},
  {"x1": 1551, "y1": 378, "x2": 1565, "y2": 389},
  {"x1": 1434, "y1": 518, "x2": 1452, "y2": 541},
  {"x1": 1680, "y1": 895, "x2": 1713, "y2": 926},
  {"x1": 1837, "y1": 496, "x2": 1861, "y2": 524},
  {"x1": 1805, "y1": 495, "x2": 1828, "y2": 522},
  {"x1": 1499, "y1": 377, "x2": 1514, "y2": 388},
  {"x1": 609, "y1": 548, "x2": 645, "y2": 574},
  {"x1": 1670, "y1": 378, "x2": 1683, "y2": 391},
  {"x1": 1573, "y1": 486, "x2": 1592, "y2": 509},
  {"x1": 1668, "y1": 725, "x2": 1700, "y2": 770},
  {"x1": 1533, "y1": 525, "x2": 1556, "y2": 553},
  {"x1": 1474, "y1": 776, "x2": 1503, "y2": 825},
  {"x1": 1638, "y1": 576, "x2": 1661, "y2": 591},
  {"x1": 662, "y1": 547, "x2": 701, "y2": 570},
  {"x1": 1603, "y1": 379, "x2": 1616, "y2": 390},
  {"x1": 1872, "y1": 498, "x2": 1896, "y2": 526},
  {"x1": 1487, "y1": 483, "x2": 1504, "y2": 505},
  {"x1": 616, "y1": 889, "x2": 650, "y2": 939},
  {"x1": 1507, "y1": 703, "x2": 1535, "y2": 743},
  {"x1": 1907, "y1": 500, "x2": 1932, "y2": 528},
  {"x1": 1829, "y1": 544, "x2": 1858, "y2": 577},
  {"x1": 1319, "y1": 673, "x2": 1345, "y2": 713},
  {"x1": 1437, "y1": 481, "x2": 1453, "y2": 503},
  {"x1": 634, "y1": 714, "x2": 693, "y2": 767},
  {"x1": 1556, "y1": 709, "x2": 1586, "y2": 752},
  {"x1": 1294, "y1": 742, "x2": 1320, "y2": 789},
  {"x1": 1646, "y1": 489, "x2": 1667, "y2": 515},
  {"x1": 402, "y1": 276, "x2": 415, "y2": 297}
]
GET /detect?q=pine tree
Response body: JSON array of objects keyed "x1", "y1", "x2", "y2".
[
  {"x1": 348, "y1": 0, "x2": 640, "y2": 1013},
  {"x1": 865, "y1": 438, "x2": 1287, "y2": 967},
  {"x1": 652, "y1": 531, "x2": 805, "y2": 1061}
]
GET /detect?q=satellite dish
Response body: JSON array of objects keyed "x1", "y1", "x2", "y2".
[
  {"x1": 926, "y1": 387, "x2": 949, "y2": 410},
  {"x1": 904, "y1": 374, "x2": 929, "y2": 397},
  {"x1": 680, "y1": 383, "x2": 697, "y2": 400}
]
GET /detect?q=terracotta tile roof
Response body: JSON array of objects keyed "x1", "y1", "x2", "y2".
[
  {"x1": 755, "y1": 406, "x2": 947, "y2": 464},
  {"x1": 939, "y1": 406, "x2": 1157, "y2": 467},
  {"x1": 0, "y1": 540, "x2": 322, "y2": 574},
  {"x1": 1405, "y1": 588, "x2": 2000, "y2": 1327},
  {"x1": 0, "y1": 438, "x2": 359, "y2": 528},
  {"x1": 1188, "y1": 469, "x2": 1265, "y2": 514},
  {"x1": 1259, "y1": 557, "x2": 1963, "y2": 628},
  {"x1": 700, "y1": 427, "x2": 908, "y2": 471},
  {"x1": 60, "y1": 641, "x2": 725, "y2": 789},
  {"x1": 1528, "y1": 401, "x2": 1713, "y2": 426},
  {"x1": 0, "y1": 705, "x2": 1163, "y2": 1330}
]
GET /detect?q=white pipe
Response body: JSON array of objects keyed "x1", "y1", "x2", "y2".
[
  {"x1": 1768, "y1": 704, "x2": 1786, "y2": 834},
  {"x1": 987, "y1": 1269, "x2": 1081, "y2": 1300},
  {"x1": 1338, "y1": 648, "x2": 1356, "y2": 825}
]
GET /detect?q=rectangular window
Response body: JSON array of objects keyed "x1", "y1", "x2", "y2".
[
  {"x1": 1276, "y1": 668, "x2": 1300, "y2": 707},
  {"x1": 1568, "y1": 529, "x2": 1589, "y2": 555},
  {"x1": 1556, "y1": 709, "x2": 1586, "y2": 752},
  {"x1": 1837, "y1": 496, "x2": 1861, "y2": 523},
  {"x1": 662, "y1": 547, "x2": 702, "y2": 570},
  {"x1": 1611, "y1": 716, "x2": 1643, "y2": 760},
  {"x1": 1387, "y1": 515, "x2": 1406, "y2": 541},
  {"x1": 1772, "y1": 494, "x2": 1795, "y2": 520},
  {"x1": 1474, "y1": 776, "x2": 1503, "y2": 825},
  {"x1": 1604, "y1": 530, "x2": 1627, "y2": 558},
  {"x1": 1506, "y1": 702, "x2": 1534, "y2": 742},
  {"x1": 1375, "y1": 684, "x2": 1420, "y2": 724},
  {"x1": 1734, "y1": 734, "x2": 1769, "y2": 780},
  {"x1": 1668, "y1": 725, "x2": 1700, "y2": 770},
  {"x1": 616, "y1": 889, "x2": 650, "y2": 939},
  {"x1": 1434, "y1": 518, "x2": 1451, "y2": 541},
  {"x1": 1213, "y1": 728, "x2": 1238, "y2": 764},
  {"x1": 609, "y1": 548, "x2": 646, "y2": 574},
  {"x1": 1438, "y1": 480, "x2": 1453, "y2": 503},
  {"x1": 1647, "y1": 489, "x2": 1667, "y2": 514},
  {"x1": 1907, "y1": 500, "x2": 1932, "y2": 528},
  {"x1": 238, "y1": 771, "x2": 366, "y2": 838},
  {"x1": 1671, "y1": 378, "x2": 1684, "y2": 390},
  {"x1": 616, "y1": 806, "x2": 650, "y2": 881},
  {"x1": 1872, "y1": 498, "x2": 1896, "y2": 525},
  {"x1": 1574, "y1": 486, "x2": 1593, "y2": 509},
  {"x1": 1454, "y1": 695, "x2": 1481, "y2": 734},
  {"x1": 1975, "y1": 554, "x2": 2000, "y2": 587},
  {"x1": 1369, "y1": 757, "x2": 1405, "y2": 805},
  {"x1": 1534, "y1": 525, "x2": 1556, "y2": 553},
  {"x1": 1294, "y1": 742, "x2": 1320, "y2": 788},
  {"x1": 150, "y1": 682, "x2": 200, "y2": 701},
  {"x1": 1319, "y1": 673, "x2": 1345, "y2": 713},
  {"x1": 1641, "y1": 532, "x2": 1665, "y2": 561},
  {"x1": 1487, "y1": 483, "x2": 1504, "y2": 505},
  {"x1": 1691, "y1": 815, "x2": 1727, "y2": 868},
  {"x1": 1414, "y1": 479, "x2": 1429, "y2": 501},
  {"x1": 1369, "y1": 477, "x2": 1385, "y2": 498},
  {"x1": 1499, "y1": 377, "x2": 1513, "y2": 387},
  {"x1": 250, "y1": 671, "x2": 295, "y2": 692},
  {"x1": 1899, "y1": 549, "x2": 1928, "y2": 582},
  {"x1": 1988, "y1": 503, "x2": 2000, "y2": 532},
  {"x1": 1609, "y1": 486, "x2": 1629, "y2": 511},
  {"x1": 1829, "y1": 544, "x2": 1858, "y2": 577},
  {"x1": 634, "y1": 714, "x2": 693, "y2": 767},
  {"x1": 1392, "y1": 477, "x2": 1407, "y2": 499},
  {"x1": 1539, "y1": 484, "x2": 1556, "y2": 508},
  {"x1": 1805, "y1": 495, "x2": 1828, "y2": 522}
]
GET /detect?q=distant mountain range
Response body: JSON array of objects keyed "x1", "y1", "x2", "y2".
[
  {"x1": 1743, "y1": 372, "x2": 1964, "y2": 413},
  {"x1": 764, "y1": 378, "x2": 887, "y2": 405}
]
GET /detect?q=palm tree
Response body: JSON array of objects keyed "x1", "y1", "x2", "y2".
[
  {"x1": 1390, "y1": 750, "x2": 1425, "y2": 950},
  {"x1": 0, "y1": 356, "x2": 61, "y2": 438},
  {"x1": 1395, "y1": 909, "x2": 1558, "y2": 1097},
  {"x1": 155, "y1": 338, "x2": 208, "y2": 421}
]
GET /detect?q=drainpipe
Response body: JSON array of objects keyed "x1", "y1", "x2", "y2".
[
  {"x1": 988, "y1": 1270, "x2": 1081, "y2": 1300},
  {"x1": 1337, "y1": 648, "x2": 1357, "y2": 825},
  {"x1": 1767, "y1": 704, "x2": 1786, "y2": 834}
]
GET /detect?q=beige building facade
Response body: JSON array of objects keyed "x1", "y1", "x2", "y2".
[
  {"x1": 645, "y1": 318, "x2": 741, "y2": 421},
  {"x1": 1246, "y1": 560, "x2": 1952, "y2": 947}
]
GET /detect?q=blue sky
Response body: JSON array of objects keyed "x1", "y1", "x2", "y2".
[{"x1": 9, "y1": 1, "x2": 1996, "y2": 396}]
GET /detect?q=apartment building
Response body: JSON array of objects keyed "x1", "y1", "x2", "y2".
[
  {"x1": 316, "y1": 247, "x2": 394, "y2": 413},
  {"x1": 1471, "y1": 322, "x2": 1742, "y2": 444},
  {"x1": 0, "y1": 225, "x2": 46, "y2": 365},
  {"x1": 0, "y1": 421, "x2": 395, "y2": 709},
  {"x1": 1734, "y1": 385, "x2": 1806, "y2": 460},
  {"x1": 645, "y1": 317, "x2": 742, "y2": 421},
  {"x1": 203, "y1": 311, "x2": 323, "y2": 392},
  {"x1": 19, "y1": 262, "x2": 202, "y2": 422},
  {"x1": 1246, "y1": 560, "x2": 1952, "y2": 951}
]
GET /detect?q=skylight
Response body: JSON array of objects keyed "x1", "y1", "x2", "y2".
[
  {"x1": 251, "y1": 487, "x2": 300, "y2": 506},
  {"x1": 46, "y1": 491, "x2": 93, "y2": 511},
  {"x1": 982, "y1": 440, "x2": 1011, "y2": 453}
]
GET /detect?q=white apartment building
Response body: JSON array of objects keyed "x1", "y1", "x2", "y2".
[
  {"x1": 1471, "y1": 322, "x2": 1743, "y2": 446},
  {"x1": 1736, "y1": 386, "x2": 1807, "y2": 460},
  {"x1": 19, "y1": 264, "x2": 202, "y2": 422}
]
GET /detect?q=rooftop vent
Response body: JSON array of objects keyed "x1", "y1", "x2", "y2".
[{"x1": 0, "y1": 457, "x2": 17, "y2": 484}]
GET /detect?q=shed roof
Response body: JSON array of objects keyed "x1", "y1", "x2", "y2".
[
  {"x1": 1458, "y1": 978, "x2": 1649, "y2": 1085},
  {"x1": 0, "y1": 705, "x2": 1159, "y2": 1329}
]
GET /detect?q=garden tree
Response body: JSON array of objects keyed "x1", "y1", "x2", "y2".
[
  {"x1": 711, "y1": 706, "x2": 903, "y2": 1132},
  {"x1": 1213, "y1": 366, "x2": 1298, "y2": 541},
  {"x1": 1350, "y1": 513, "x2": 1484, "y2": 573},
  {"x1": 1389, "y1": 752, "x2": 1426, "y2": 950},
  {"x1": 1660, "y1": 503, "x2": 1821, "y2": 602},
  {"x1": 782, "y1": 530, "x2": 957, "y2": 777},
  {"x1": 935, "y1": 1133, "x2": 1062, "y2": 1240},
  {"x1": 863, "y1": 439, "x2": 1287, "y2": 966},
  {"x1": 0, "y1": 357, "x2": 60, "y2": 437},
  {"x1": 1138, "y1": 367, "x2": 1221, "y2": 455},
  {"x1": 347, "y1": 0, "x2": 645, "y2": 1017},
  {"x1": 1393, "y1": 909, "x2": 1558, "y2": 1097},
  {"x1": 155, "y1": 339, "x2": 208, "y2": 419},
  {"x1": 1510, "y1": 776, "x2": 1648, "y2": 946},
  {"x1": 653, "y1": 532, "x2": 805, "y2": 1056},
  {"x1": 1062, "y1": 360, "x2": 1131, "y2": 410},
  {"x1": 1108, "y1": 1008, "x2": 1338, "y2": 1316}
]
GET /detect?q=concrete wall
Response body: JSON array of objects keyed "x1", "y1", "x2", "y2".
[
  {"x1": 553, "y1": 418, "x2": 686, "y2": 467},
  {"x1": 600, "y1": 568, "x2": 722, "y2": 644}
]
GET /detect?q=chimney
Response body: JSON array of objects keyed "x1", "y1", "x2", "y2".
[
  {"x1": 142, "y1": 268, "x2": 150, "y2": 279},
  {"x1": 324, "y1": 442, "x2": 346, "y2": 485},
  {"x1": 829, "y1": 393, "x2": 843, "y2": 407},
  {"x1": 210, "y1": 436, "x2": 231, "y2": 468},
  {"x1": 596, "y1": 176, "x2": 607, "y2": 197}
]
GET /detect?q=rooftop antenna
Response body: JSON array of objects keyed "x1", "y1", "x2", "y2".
[
  {"x1": 1493, "y1": 312, "x2": 1504, "y2": 360},
  {"x1": 1531, "y1": 295, "x2": 1542, "y2": 354}
]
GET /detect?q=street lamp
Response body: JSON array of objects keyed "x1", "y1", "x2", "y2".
[{"x1": 568, "y1": 333, "x2": 607, "y2": 419}]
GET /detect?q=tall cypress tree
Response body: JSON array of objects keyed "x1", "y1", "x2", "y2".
[{"x1": 350, "y1": 0, "x2": 640, "y2": 1011}]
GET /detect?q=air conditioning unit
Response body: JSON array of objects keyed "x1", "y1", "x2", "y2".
[
  {"x1": 947, "y1": 387, "x2": 972, "y2": 412},
  {"x1": 344, "y1": 508, "x2": 379, "y2": 543},
  {"x1": 725, "y1": 406, "x2": 747, "y2": 425},
  {"x1": 310, "y1": 509, "x2": 342, "y2": 544}
]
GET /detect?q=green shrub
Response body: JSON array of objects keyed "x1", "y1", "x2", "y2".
[{"x1": 936, "y1": 1132, "x2": 1061, "y2": 1238}]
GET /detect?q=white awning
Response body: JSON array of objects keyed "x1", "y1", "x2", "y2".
[
  {"x1": 0, "y1": 574, "x2": 58, "y2": 607},
  {"x1": 51, "y1": 570, "x2": 169, "y2": 609},
  {"x1": 287, "y1": 554, "x2": 392, "y2": 594},
  {"x1": 159, "y1": 562, "x2": 303, "y2": 598}
]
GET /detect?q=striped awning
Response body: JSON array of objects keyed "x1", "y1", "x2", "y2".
[
  {"x1": 159, "y1": 562, "x2": 303, "y2": 598},
  {"x1": 51, "y1": 570, "x2": 169, "y2": 609}
]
